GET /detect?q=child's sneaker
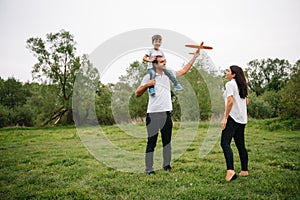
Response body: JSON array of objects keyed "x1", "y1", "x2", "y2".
[
  {"x1": 174, "y1": 84, "x2": 184, "y2": 91},
  {"x1": 149, "y1": 88, "x2": 155, "y2": 96}
]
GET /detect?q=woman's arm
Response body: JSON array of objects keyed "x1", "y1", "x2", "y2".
[{"x1": 221, "y1": 96, "x2": 234, "y2": 130}]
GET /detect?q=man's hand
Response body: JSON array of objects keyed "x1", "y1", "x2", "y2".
[
  {"x1": 147, "y1": 79, "x2": 156, "y2": 87},
  {"x1": 193, "y1": 50, "x2": 200, "y2": 58},
  {"x1": 135, "y1": 79, "x2": 156, "y2": 97}
]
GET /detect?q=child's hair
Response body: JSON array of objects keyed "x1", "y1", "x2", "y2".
[{"x1": 152, "y1": 34, "x2": 162, "y2": 42}]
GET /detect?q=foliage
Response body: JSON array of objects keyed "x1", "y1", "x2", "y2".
[
  {"x1": 26, "y1": 30, "x2": 82, "y2": 125},
  {"x1": 279, "y1": 60, "x2": 300, "y2": 118},
  {"x1": 179, "y1": 67, "x2": 211, "y2": 120},
  {"x1": 114, "y1": 61, "x2": 148, "y2": 123},
  {"x1": 0, "y1": 77, "x2": 29, "y2": 109},
  {"x1": 247, "y1": 93, "x2": 274, "y2": 119},
  {"x1": 245, "y1": 58, "x2": 291, "y2": 96},
  {"x1": 1, "y1": 27, "x2": 299, "y2": 128},
  {"x1": 246, "y1": 58, "x2": 300, "y2": 121},
  {"x1": 192, "y1": 62, "x2": 224, "y2": 119},
  {"x1": 0, "y1": 104, "x2": 9, "y2": 128},
  {"x1": 25, "y1": 83, "x2": 60, "y2": 126},
  {"x1": 72, "y1": 55, "x2": 101, "y2": 126},
  {"x1": 95, "y1": 83, "x2": 115, "y2": 125},
  {"x1": 248, "y1": 90, "x2": 281, "y2": 119},
  {"x1": 255, "y1": 118, "x2": 300, "y2": 131},
  {"x1": 0, "y1": 77, "x2": 33, "y2": 127}
]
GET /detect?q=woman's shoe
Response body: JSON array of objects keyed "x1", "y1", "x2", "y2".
[
  {"x1": 239, "y1": 171, "x2": 249, "y2": 177},
  {"x1": 226, "y1": 173, "x2": 237, "y2": 181}
]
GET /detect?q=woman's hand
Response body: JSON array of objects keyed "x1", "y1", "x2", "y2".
[{"x1": 221, "y1": 118, "x2": 228, "y2": 130}]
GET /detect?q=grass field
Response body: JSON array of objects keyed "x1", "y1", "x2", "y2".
[{"x1": 0, "y1": 120, "x2": 299, "y2": 199}]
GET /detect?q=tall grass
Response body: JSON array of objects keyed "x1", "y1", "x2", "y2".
[{"x1": 0, "y1": 121, "x2": 299, "y2": 199}]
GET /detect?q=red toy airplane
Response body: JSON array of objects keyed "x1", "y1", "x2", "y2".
[{"x1": 185, "y1": 42, "x2": 213, "y2": 54}]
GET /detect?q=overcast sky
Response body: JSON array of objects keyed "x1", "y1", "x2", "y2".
[{"x1": 0, "y1": 0, "x2": 299, "y2": 83}]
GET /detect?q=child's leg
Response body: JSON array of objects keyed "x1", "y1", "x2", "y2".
[
  {"x1": 163, "y1": 69, "x2": 179, "y2": 85},
  {"x1": 147, "y1": 68, "x2": 156, "y2": 95},
  {"x1": 163, "y1": 69, "x2": 183, "y2": 91},
  {"x1": 148, "y1": 68, "x2": 156, "y2": 81}
]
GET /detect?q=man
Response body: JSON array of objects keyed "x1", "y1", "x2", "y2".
[{"x1": 135, "y1": 50, "x2": 200, "y2": 175}]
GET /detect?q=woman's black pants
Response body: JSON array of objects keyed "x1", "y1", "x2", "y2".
[{"x1": 221, "y1": 116, "x2": 248, "y2": 171}]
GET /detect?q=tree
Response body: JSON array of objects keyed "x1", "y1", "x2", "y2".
[
  {"x1": 115, "y1": 61, "x2": 148, "y2": 123},
  {"x1": 0, "y1": 77, "x2": 28, "y2": 109},
  {"x1": 188, "y1": 59, "x2": 224, "y2": 120},
  {"x1": 0, "y1": 77, "x2": 33, "y2": 127},
  {"x1": 26, "y1": 30, "x2": 82, "y2": 125},
  {"x1": 279, "y1": 60, "x2": 300, "y2": 118},
  {"x1": 25, "y1": 83, "x2": 59, "y2": 126},
  {"x1": 245, "y1": 58, "x2": 291, "y2": 96},
  {"x1": 95, "y1": 83, "x2": 115, "y2": 125},
  {"x1": 0, "y1": 104, "x2": 9, "y2": 128},
  {"x1": 247, "y1": 92, "x2": 275, "y2": 119},
  {"x1": 72, "y1": 55, "x2": 101, "y2": 126}
]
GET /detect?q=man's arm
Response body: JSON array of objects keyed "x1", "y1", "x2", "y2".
[
  {"x1": 135, "y1": 79, "x2": 155, "y2": 97},
  {"x1": 176, "y1": 51, "x2": 200, "y2": 77}
]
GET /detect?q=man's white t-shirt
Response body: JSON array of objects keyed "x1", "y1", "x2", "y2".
[
  {"x1": 224, "y1": 79, "x2": 248, "y2": 124},
  {"x1": 141, "y1": 71, "x2": 175, "y2": 113}
]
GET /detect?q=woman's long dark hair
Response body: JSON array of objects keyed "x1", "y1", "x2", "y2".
[{"x1": 230, "y1": 65, "x2": 248, "y2": 99}]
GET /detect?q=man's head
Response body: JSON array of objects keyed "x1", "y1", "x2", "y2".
[
  {"x1": 152, "y1": 55, "x2": 166, "y2": 70},
  {"x1": 152, "y1": 34, "x2": 162, "y2": 50}
]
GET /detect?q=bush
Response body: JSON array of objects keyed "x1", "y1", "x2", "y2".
[
  {"x1": 279, "y1": 70, "x2": 300, "y2": 118},
  {"x1": 248, "y1": 93, "x2": 274, "y2": 119},
  {"x1": 14, "y1": 105, "x2": 34, "y2": 126},
  {"x1": 0, "y1": 105, "x2": 9, "y2": 128},
  {"x1": 257, "y1": 118, "x2": 300, "y2": 131}
]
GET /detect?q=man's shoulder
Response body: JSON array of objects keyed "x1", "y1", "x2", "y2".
[{"x1": 141, "y1": 74, "x2": 150, "y2": 83}]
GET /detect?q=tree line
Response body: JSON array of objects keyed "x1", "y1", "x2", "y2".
[{"x1": 0, "y1": 30, "x2": 299, "y2": 128}]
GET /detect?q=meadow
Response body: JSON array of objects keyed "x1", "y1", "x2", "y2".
[{"x1": 0, "y1": 120, "x2": 299, "y2": 199}]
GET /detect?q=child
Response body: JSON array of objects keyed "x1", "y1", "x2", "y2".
[{"x1": 143, "y1": 34, "x2": 183, "y2": 96}]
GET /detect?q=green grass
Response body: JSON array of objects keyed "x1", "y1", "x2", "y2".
[{"x1": 0, "y1": 121, "x2": 299, "y2": 199}]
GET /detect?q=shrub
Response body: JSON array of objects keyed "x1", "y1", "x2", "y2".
[{"x1": 248, "y1": 93, "x2": 274, "y2": 119}]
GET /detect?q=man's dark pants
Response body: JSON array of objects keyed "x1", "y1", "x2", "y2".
[{"x1": 145, "y1": 111, "x2": 173, "y2": 172}]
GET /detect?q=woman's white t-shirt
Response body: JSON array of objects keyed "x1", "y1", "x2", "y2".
[{"x1": 224, "y1": 79, "x2": 248, "y2": 124}]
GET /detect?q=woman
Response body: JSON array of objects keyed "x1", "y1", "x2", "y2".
[{"x1": 221, "y1": 65, "x2": 249, "y2": 181}]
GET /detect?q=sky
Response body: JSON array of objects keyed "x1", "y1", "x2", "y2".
[{"x1": 0, "y1": 0, "x2": 299, "y2": 83}]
